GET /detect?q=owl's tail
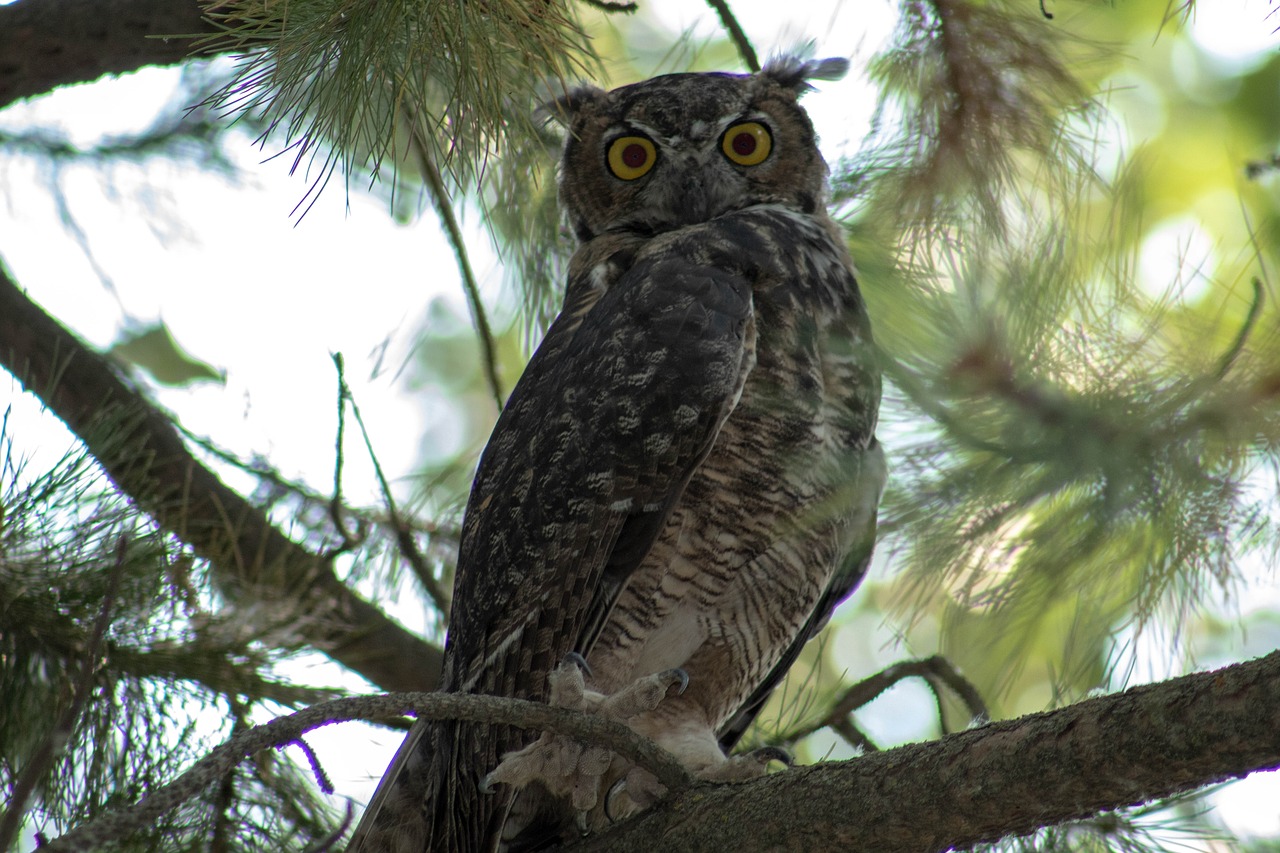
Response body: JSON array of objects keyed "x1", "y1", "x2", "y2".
[{"x1": 348, "y1": 718, "x2": 513, "y2": 852}]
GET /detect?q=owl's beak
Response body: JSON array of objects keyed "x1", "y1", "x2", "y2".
[{"x1": 669, "y1": 165, "x2": 714, "y2": 224}]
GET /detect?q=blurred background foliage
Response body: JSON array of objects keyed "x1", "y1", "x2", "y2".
[{"x1": 2, "y1": 0, "x2": 1279, "y2": 849}]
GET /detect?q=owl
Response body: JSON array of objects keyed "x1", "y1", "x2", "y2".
[{"x1": 349, "y1": 56, "x2": 885, "y2": 852}]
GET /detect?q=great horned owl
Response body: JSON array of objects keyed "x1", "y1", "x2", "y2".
[{"x1": 349, "y1": 56, "x2": 885, "y2": 852}]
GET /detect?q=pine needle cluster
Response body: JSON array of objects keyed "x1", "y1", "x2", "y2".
[
  {"x1": 196, "y1": 0, "x2": 599, "y2": 215},
  {"x1": 0, "y1": 425, "x2": 339, "y2": 850}
]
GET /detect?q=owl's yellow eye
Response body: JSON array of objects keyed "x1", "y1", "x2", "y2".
[
  {"x1": 607, "y1": 135, "x2": 657, "y2": 180},
  {"x1": 721, "y1": 122, "x2": 772, "y2": 166}
]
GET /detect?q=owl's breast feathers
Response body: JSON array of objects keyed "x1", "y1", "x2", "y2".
[{"x1": 585, "y1": 206, "x2": 881, "y2": 740}]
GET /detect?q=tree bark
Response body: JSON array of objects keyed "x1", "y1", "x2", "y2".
[
  {"x1": 569, "y1": 650, "x2": 1280, "y2": 852},
  {"x1": 0, "y1": 264, "x2": 443, "y2": 693},
  {"x1": 0, "y1": 0, "x2": 225, "y2": 112}
]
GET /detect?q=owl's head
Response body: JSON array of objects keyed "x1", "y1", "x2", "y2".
[{"x1": 546, "y1": 57, "x2": 848, "y2": 242}]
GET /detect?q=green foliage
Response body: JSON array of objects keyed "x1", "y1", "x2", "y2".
[
  {"x1": 0, "y1": 425, "x2": 340, "y2": 849},
  {"x1": 198, "y1": 0, "x2": 600, "y2": 214},
  {"x1": 831, "y1": 0, "x2": 1280, "y2": 716}
]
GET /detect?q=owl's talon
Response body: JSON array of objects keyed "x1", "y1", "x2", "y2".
[
  {"x1": 604, "y1": 777, "x2": 628, "y2": 824},
  {"x1": 660, "y1": 668, "x2": 689, "y2": 695},
  {"x1": 479, "y1": 773, "x2": 498, "y2": 794},
  {"x1": 562, "y1": 651, "x2": 593, "y2": 678},
  {"x1": 695, "y1": 745, "x2": 793, "y2": 783},
  {"x1": 750, "y1": 746, "x2": 793, "y2": 767}
]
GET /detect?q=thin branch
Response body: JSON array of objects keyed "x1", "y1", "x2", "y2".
[
  {"x1": 1212, "y1": 278, "x2": 1263, "y2": 381},
  {"x1": 307, "y1": 802, "x2": 354, "y2": 853},
  {"x1": 705, "y1": 0, "x2": 760, "y2": 72},
  {"x1": 0, "y1": 536, "x2": 127, "y2": 851},
  {"x1": 579, "y1": 0, "x2": 639, "y2": 11},
  {"x1": 323, "y1": 352, "x2": 366, "y2": 557},
  {"x1": 345, "y1": 376, "x2": 453, "y2": 617},
  {"x1": 178, "y1": 422, "x2": 462, "y2": 543},
  {"x1": 210, "y1": 698, "x2": 246, "y2": 853},
  {"x1": 408, "y1": 119, "x2": 505, "y2": 412},
  {"x1": 288, "y1": 738, "x2": 335, "y2": 795},
  {"x1": 831, "y1": 718, "x2": 877, "y2": 753},
  {"x1": 41, "y1": 692, "x2": 692, "y2": 851},
  {"x1": 781, "y1": 656, "x2": 987, "y2": 745}
]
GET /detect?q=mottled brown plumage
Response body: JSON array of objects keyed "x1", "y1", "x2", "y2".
[{"x1": 349, "y1": 57, "x2": 884, "y2": 852}]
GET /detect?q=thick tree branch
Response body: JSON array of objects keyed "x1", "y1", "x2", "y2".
[
  {"x1": 0, "y1": 265, "x2": 443, "y2": 693},
  {"x1": 570, "y1": 650, "x2": 1280, "y2": 852},
  {"x1": 0, "y1": 0, "x2": 222, "y2": 112}
]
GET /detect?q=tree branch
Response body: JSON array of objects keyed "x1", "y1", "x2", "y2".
[
  {"x1": 38, "y1": 650, "x2": 1280, "y2": 851},
  {"x1": 782, "y1": 655, "x2": 988, "y2": 746},
  {"x1": 0, "y1": 264, "x2": 443, "y2": 693},
  {"x1": 410, "y1": 122, "x2": 506, "y2": 411},
  {"x1": 706, "y1": 0, "x2": 761, "y2": 73},
  {"x1": 0, "y1": 0, "x2": 221, "y2": 112},
  {"x1": 570, "y1": 650, "x2": 1280, "y2": 852},
  {"x1": 40, "y1": 692, "x2": 692, "y2": 851}
]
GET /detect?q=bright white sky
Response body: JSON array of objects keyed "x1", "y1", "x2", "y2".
[{"x1": 1, "y1": 0, "x2": 1278, "y2": 848}]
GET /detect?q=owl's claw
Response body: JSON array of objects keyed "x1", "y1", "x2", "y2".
[
  {"x1": 660, "y1": 668, "x2": 689, "y2": 695},
  {"x1": 750, "y1": 746, "x2": 793, "y2": 767},
  {"x1": 562, "y1": 651, "x2": 593, "y2": 678},
  {"x1": 604, "y1": 777, "x2": 628, "y2": 824},
  {"x1": 696, "y1": 745, "x2": 794, "y2": 782}
]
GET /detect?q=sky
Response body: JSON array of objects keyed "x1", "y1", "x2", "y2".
[{"x1": 1, "y1": 0, "x2": 1279, "y2": 847}]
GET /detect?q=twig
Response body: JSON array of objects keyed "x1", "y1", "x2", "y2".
[
  {"x1": 782, "y1": 656, "x2": 987, "y2": 745},
  {"x1": 211, "y1": 698, "x2": 247, "y2": 853},
  {"x1": 1212, "y1": 278, "x2": 1263, "y2": 381},
  {"x1": 0, "y1": 536, "x2": 127, "y2": 851},
  {"x1": 324, "y1": 352, "x2": 367, "y2": 557},
  {"x1": 288, "y1": 738, "x2": 335, "y2": 795},
  {"x1": 409, "y1": 120, "x2": 505, "y2": 411},
  {"x1": 831, "y1": 718, "x2": 878, "y2": 753},
  {"x1": 346, "y1": 386, "x2": 453, "y2": 617},
  {"x1": 177, "y1": 421, "x2": 461, "y2": 543},
  {"x1": 705, "y1": 0, "x2": 760, "y2": 73},
  {"x1": 580, "y1": 0, "x2": 639, "y2": 11},
  {"x1": 41, "y1": 692, "x2": 693, "y2": 851},
  {"x1": 305, "y1": 802, "x2": 353, "y2": 853}
]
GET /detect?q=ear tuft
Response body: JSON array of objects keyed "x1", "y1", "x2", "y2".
[
  {"x1": 536, "y1": 85, "x2": 606, "y2": 126},
  {"x1": 761, "y1": 55, "x2": 850, "y2": 93}
]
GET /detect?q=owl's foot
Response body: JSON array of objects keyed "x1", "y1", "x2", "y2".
[
  {"x1": 605, "y1": 744, "x2": 791, "y2": 820},
  {"x1": 697, "y1": 745, "x2": 792, "y2": 781},
  {"x1": 482, "y1": 658, "x2": 688, "y2": 814}
]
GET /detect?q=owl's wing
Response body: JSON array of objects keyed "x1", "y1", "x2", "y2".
[
  {"x1": 448, "y1": 249, "x2": 756, "y2": 701},
  {"x1": 350, "y1": 238, "x2": 757, "y2": 851}
]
